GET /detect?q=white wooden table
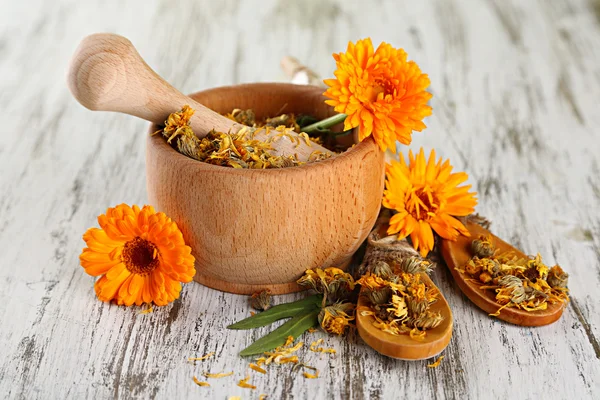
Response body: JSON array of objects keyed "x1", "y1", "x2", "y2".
[{"x1": 1, "y1": 0, "x2": 599, "y2": 398}]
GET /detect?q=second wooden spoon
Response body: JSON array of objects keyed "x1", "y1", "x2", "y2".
[{"x1": 441, "y1": 222, "x2": 566, "y2": 326}]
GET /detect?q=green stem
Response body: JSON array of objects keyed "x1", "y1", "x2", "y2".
[{"x1": 301, "y1": 113, "x2": 347, "y2": 134}]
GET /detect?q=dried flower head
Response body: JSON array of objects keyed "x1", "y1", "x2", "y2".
[
  {"x1": 229, "y1": 108, "x2": 256, "y2": 126},
  {"x1": 297, "y1": 267, "x2": 355, "y2": 303},
  {"x1": 80, "y1": 204, "x2": 195, "y2": 306},
  {"x1": 548, "y1": 265, "x2": 569, "y2": 289},
  {"x1": 154, "y1": 105, "x2": 195, "y2": 143},
  {"x1": 250, "y1": 289, "x2": 272, "y2": 311},
  {"x1": 356, "y1": 272, "x2": 388, "y2": 291},
  {"x1": 318, "y1": 303, "x2": 355, "y2": 336},
  {"x1": 471, "y1": 234, "x2": 495, "y2": 258},
  {"x1": 395, "y1": 257, "x2": 433, "y2": 275},
  {"x1": 383, "y1": 148, "x2": 478, "y2": 257},
  {"x1": 405, "y1": 310, "x2": 444, "y2": 330},
  {"x1": 324, "y1": 38, "x2": 432, "y2": 152},
  {"x1": 387, "y1": 294, "x2": 408, "y2": 320},
  {"x1": 371, "y1": 261, "x2": 394, "y2": 280}
]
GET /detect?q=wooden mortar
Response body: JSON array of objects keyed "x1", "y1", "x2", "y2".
[{"x1": 146, "y1": 83, "x2": 385, "y2": 294}]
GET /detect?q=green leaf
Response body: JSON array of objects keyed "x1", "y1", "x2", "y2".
[
  {"x1": 227, "y1": 294, "x2": 322, "y2": 330},
  {"x1": 239, "y1": 309, "x2": 320, "y2": 356}
]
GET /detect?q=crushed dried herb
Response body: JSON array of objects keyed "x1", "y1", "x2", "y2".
[{"x1": 155, "y1": 106, "x2": 337, "y2": 169}]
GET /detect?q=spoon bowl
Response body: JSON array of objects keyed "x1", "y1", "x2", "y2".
[{"x1": 356, "y1": 274, "x2": 453, "y2": 360}]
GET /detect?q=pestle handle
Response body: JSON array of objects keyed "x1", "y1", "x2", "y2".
[{"x1": 67, "y1": 33, "x2": 333, "y2": 160}]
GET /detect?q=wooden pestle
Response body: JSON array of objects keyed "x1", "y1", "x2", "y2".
[{"x1": 67, "y1": 33, "x2": 333, "y2": 161}]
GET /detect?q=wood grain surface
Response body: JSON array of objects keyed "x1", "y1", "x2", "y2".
[{"x1": 1, "y1": 0, "x2": 599, "y2": 399}]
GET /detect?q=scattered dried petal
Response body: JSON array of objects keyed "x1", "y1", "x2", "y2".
[
  {"x1": 237, "y1": 375, "x2": 256, "y2": 389},
  {"x1": 203, "y1": 371, "x2": 234, "y2": 378},
  {"x1": 192, "y1": 376, "x2": 210, "y2": 387},
  {"x1": 188, "y1": 352, "x2": 215, "y2": 362},
  {"x1": 427, "y1": 355, "x2": 445, "y2": 368},
  {"x1": 249, "y1": 363, "x2": 266, "y2": 374}
]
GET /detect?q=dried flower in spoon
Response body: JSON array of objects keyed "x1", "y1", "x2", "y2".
[{"x1": 460, "y1": 236, "x2": 570, "y2": 315}]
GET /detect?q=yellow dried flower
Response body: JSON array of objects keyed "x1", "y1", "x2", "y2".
[
  {"x1": 297, "y1": 267, "x2": 355, "y2": 303},
  {"x1": 548, "y1": 265, "x2": 569, "y2": 289},
  {"x1": 471, "y1": 235, "x2": 495, "y2": 258},
  {"x1": 318, "y1": 303, "x2": 355, "y2": 336},
  {"x1": 356, "y1": 272, "x2": 388, "y2": 291},
  {"x1": 387, "y1": 295, "x2": 408, "y2": 320}
]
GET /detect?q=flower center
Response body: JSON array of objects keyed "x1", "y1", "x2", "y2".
[
  {"x1": 406, "y1": 186, "x2": 439, "y2": 221},
  {"x1": 122, "y1": 237, "x2": 159, "y2": 275}
]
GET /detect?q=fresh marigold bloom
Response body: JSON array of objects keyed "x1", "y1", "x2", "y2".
[
  {"x1": 323, "y1": 38, "x2": 432, "y2": 152},
  {"x1": 79, "y1": 204, "x2": 196, "y2": 306},
  {"x1": 383, "y1": 148, "x2": 477, "y2": 257}
]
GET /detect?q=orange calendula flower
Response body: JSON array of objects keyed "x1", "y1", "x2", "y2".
[
  {"x1": 383, "y1": 148, "x2": 477, "y2": 257},
  {"x1": 80, "y1": 204, "x2": 196, "y2": 306},
  {"x1": 324, "y1": 38, "x2": 432, "y2": 152}
]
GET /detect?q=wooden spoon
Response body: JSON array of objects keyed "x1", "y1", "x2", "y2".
[
  {"x1": 440, "y1": 222, "x2": 566, "y2": 326},
  {"x1": 355, "y1": 221, "x2": 453, "y2": 360},
  {"x1": 67, "y1": 33, "x2": 333, "y2": 161},
  {"x1": 356, "y1": 274, "x2": 453, "y2": 360}
]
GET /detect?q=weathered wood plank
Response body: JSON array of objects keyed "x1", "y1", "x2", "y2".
[{"x1": 0, "y1": 0, "x2": 599, "y2": 398}]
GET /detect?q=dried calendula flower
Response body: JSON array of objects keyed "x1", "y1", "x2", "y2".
[
  {"x1": 356, "y1": 272, "x2": 388, "y2": 291},
  {"x1": 471, "y1": 234, "x2": 495, "y2": 258},
  {"x1": 548, "y1": 265, "x2": 569, "y2": 289},
  {"x1": 297, "y1": 267, "x2": 355, "y2": 303},
  {"x1": 386, "y1": 295, "x2": 408, "y2": 320},
  {"x1": 395, "y1": 257, "x2": 433, "y2": 275},
  {"x1": 318, "y1": 303, "x2": 355, "y2": 336},
  {"x1": 154, "y1": 105, "x2": 195, "y2": 142},
  {"x1": 371, "y1": 261, "x2": 395, "y2": 280},
  {"x1": 405, "y1": 310, "x2": 444, "y2": 330},
  {"x1": 229, "y1": 108, "x2": 256, "y2": 126},
  {"x1": 250, "y1": 289, "x2": 272, "y2": 311}
]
